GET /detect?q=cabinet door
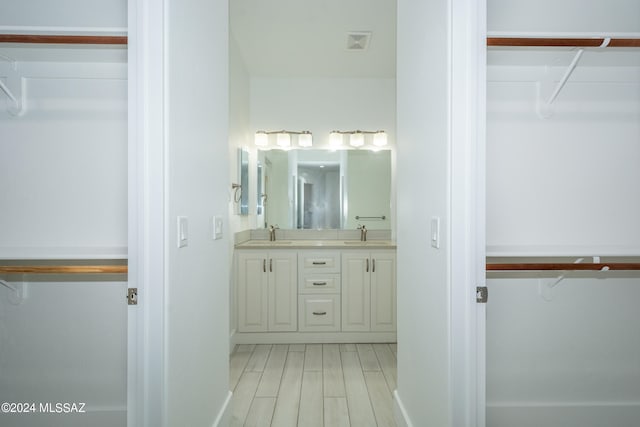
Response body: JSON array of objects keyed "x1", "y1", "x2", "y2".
[
  {"x1": 371, "y1": 251, "x2": 396, "y2": 331},
  {"x1": 341, "y1": 252, "x2": 371, "y2": 331},
  {"x1": 268, "y1": 251, "x2": 298, "y2": 331},
  {"x1": 237, "y1": 251, "x2": 268, "y2": 332}
]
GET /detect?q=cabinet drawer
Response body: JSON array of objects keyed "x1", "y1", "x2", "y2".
[
  {"x1": 299, "y1": 251, "x2": 341, "y2": 274},
  {"x1": 298, "y1": 295, "x2": 340, "y2": 332},
  {"x1": 299, "y1": 274, "x2": 341, "y2": 294}
]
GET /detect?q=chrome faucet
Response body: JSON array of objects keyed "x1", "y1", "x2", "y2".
[
  {"x1": 358, "y1": 225, "x2": 367, "y2": 241},
  {"x1": 269, "y1": 224, "x2": 279, "y2": 241}
]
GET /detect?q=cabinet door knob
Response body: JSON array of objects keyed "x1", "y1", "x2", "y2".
[
  {"x1": 312, "y1": 261, "x2": 327, "y2": 265},
  {"x1": 312, "y1": 282, "x2": 327, "y2": 286},
  {"x1": 270, "y1": 258, "x2": 273, "y2": 272},
  {"x1": 366, "y1": 258, "x2": 369, "y2": 272},
  {"x1": 372, "y1": 259, "x2": 376, "y2": 273},
  {"x1": 263, "y1": 259, "x2": 266, "y2": 273},
  {"x1": 312, "y1": 311, "x2": 327, "y2": 316}
]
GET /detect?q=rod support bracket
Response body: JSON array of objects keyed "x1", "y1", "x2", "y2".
[
  {"x1": 0, "y1": 61, "x2": 26, "y2": 116},
  {"x1": 1, "y1": 279, "x2": 28, "y2": 305}
]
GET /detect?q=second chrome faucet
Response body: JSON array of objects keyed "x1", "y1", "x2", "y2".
[
  {"x1": 268, "y1": 224, "x2": 279, "y2": 241},
  {"x1": 358, "y1": 224, "x2": 367, "y2": 241}
]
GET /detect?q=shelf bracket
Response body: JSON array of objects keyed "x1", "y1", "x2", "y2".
[
  {"x1": 0, "y1": 59, "x2": 26, "y2": 116},
  {"x1": 536, "y1": 48, "x2": 584, "y2": 119},
  {"x1": 0, "y1": 278, "x2": 28, "y2": 305}
]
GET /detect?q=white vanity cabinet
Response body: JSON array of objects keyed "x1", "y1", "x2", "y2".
[
  {"x1": 298, "y1": 251, "x2": 341, "y2": 331},
  {"x1": 234, "y1": 241, "x2": 397, "y2": 343},
  {"x1": 236, "y1": 250, "x2": 297, "y2": 332},
  {"x1": 342, "y1": 250, "x2": 396, "y2": 332}
]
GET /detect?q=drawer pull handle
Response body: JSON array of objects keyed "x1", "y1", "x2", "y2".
[
  {"x1": 312, "y1": 261, "x2": 327, "y2": 265},
  {"x1": 313, "y1": 282, "x2": 327, "y2": 286},
  {"x1": 312, "y1": 311, "x2": 327, "y2": 316}
]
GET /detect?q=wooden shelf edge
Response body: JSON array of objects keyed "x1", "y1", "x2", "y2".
[
  {"x1": 0, "y1": 265, "x2": 128, "y2": 274},
  {"x1": 0, "y1": 34, "x2": 127, "y2": 45}
]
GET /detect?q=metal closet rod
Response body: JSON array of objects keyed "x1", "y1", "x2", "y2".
[
  {"x1": 487, "y1": 37, "x2": 640, "y2": 47},
  {"x1": 0, "y1": 34, "x2": 127, "y2": 45},
  {"x1": 486, "y1": 263, "x2": 640, "y2": 271},
  {"x1": 0, "y1": 265, "x2": 128, "y2": 274}
]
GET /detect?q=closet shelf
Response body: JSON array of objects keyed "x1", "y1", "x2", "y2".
[
  {"x1": 487, "y1": 37, "x2": 640, "y2": 48},
  {"x1": 0, "y1": 265, "x2": 127, "y2": 274},
  {"x1": 486, "y1": 262, "x2": 640, "y2": 271},
  {"x1": 0, "y1": 34, "x2": 127, "y2": 45}
]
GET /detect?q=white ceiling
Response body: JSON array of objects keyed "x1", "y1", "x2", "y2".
[{"x1": 230, "y1": 0, "x2": 397, "y2": 78}]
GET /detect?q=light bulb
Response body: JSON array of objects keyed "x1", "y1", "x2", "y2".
[
  {"x1": 373, "y1": 131, "x2": 387, "y2": 147},
  {"x1": 255, "y1": 132, "x2": 268, "y2": 146},
  {"x1": 330, "y1": 132, "x2": 343, "y2": 147},
  {"x1": 277, "y1": 133, "x2": 291, "y2": 147},
  {"x1": 350, "y1": 132, "x2": 364, "y2": 147},
  {"x1": 298, "y1": 132, "x2": 313, "y2": 147}
]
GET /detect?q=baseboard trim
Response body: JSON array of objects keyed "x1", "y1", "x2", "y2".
[
  {"x1": 393, "y1": 390, "x2": 412, "y2": 427},
  {"x1": 233, "y1": 331, "x2": 396, "y2": 345},
  {"x1": 211, "y1": 391, "x2": 233, "y2": 427},
  {"x1": 486, "y1": 402, "x2": 640, "y2": 427}
]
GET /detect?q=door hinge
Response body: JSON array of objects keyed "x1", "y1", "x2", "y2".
[
  {"x1": 127, "y1": 288, "x2": 138, "y2": 305},
  {"x1": 476, "y1": 286, "x2": 488, "y2": 303}
]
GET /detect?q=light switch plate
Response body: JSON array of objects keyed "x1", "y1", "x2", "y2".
[
  {"x1": 177, "y1": 216, "x2": 188, "y2": 248},
  {"x1": 430, "y1": 216, "x2": 440, "y2": 249},
  {"x1": 213, "y1": 216, "x2": 223, "y2": 240}
]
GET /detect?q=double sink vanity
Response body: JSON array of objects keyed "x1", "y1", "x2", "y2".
[{"x1": 233, "y1": 232, "x2": 397, "y2": 344}]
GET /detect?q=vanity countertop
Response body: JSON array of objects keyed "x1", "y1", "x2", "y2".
[{"x1": 235, "y1": 240, "x2": 397, "y2": 249}]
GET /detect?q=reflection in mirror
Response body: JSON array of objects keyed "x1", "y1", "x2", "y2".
[
  {"x1": 259, "y1": 149, "x2": 391, "y2": 230},
  {"x1": 238, "y1": 148, "x2": 249, "y2": 215},
  {"x1": 257, "y1": 160, "x2": 264, "y2": 216}
]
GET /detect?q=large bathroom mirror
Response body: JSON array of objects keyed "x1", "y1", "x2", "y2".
[
  {"x1": 257, "y1": 149, "x2": 391, "y2": 229},
  {"x1": 230, "y1": 0, "x2": 396, "y2": 230}
]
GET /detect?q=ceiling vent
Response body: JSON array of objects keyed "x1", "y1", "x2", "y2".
[{"x1": 346, "y1": 32, "x2": 371, "y2": 50}]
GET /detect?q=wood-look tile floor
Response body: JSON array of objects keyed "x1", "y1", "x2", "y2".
[{"x1": 229, "y1": 343, "x2": 398, "y2": 427}]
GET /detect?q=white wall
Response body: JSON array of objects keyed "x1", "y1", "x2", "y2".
[
  {"x1": 0, "y1": 0, "x2": 126, "y2": 29},
  {"x1": 0, "y1": 61, "x2": 127, "y2": 256},
  {"x1": 488, "y1": 0, "x2": 640, "y2": 34},
  {"x1": 486, "y1": 64, "x2": 640, "y2": 253},
  {"x1": 164, "y1": 0, "x2": 230, "y2": 425},
  {"x1": 0, "y1": 280, "x2": 127, "y2": 427},
  {"x1": 0, "y1": 56, "x2": 128, "y2": 427},
  {"x1": 395, "y1": 0, "x2": 452, "y2": 424}
]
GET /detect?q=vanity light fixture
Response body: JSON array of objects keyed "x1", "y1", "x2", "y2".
[
  {"x1": 330, "y1": 130, "x2": 388, "y2": 148},
  {"x1": 254, "y1": 130, "x2": 313, "y2": 148}
]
